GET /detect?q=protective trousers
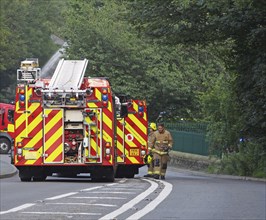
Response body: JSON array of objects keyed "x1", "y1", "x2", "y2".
[
  {"x1": 153, "y1": 152, "x2": 169, "y2": 177},
  {"x1": 147, "y1": 161, "x2": 154, "y2": 175}
]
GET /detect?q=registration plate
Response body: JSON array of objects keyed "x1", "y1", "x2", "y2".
[{"x1": 129, "y1": 149, "x2": 139, "y2": 156}]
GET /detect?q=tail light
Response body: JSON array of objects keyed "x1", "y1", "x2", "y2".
[
  {"x1": 17, "y1": 142, "x2": 23, "y2": 160},
  {"x1": 141, "y1": 145, "x2": 146, "y2": 156},
  {"x1": 138, "y1": 101, "x2": 144, "y2": 117},
  {"x1": 19, "y1": 88, "x2": 26, "y2": 108},
  {"x1": 105, "y1": 142, "x2": 111, "y2": 159},
  {"x1": 102, "y1": 88, "x2": 108, "y2": 107}
]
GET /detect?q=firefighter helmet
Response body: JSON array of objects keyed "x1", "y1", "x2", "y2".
[
  {"x1": 149, "y1": 122, "x2": 157, "y2": 131},
  {"x1": 144, "y1": 154, "x2": 153, "y2": 164}
]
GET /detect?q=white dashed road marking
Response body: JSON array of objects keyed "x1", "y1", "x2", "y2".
[
  {"x1": 0, "y1": 178, "x2": 172, "y2": 220},
  {"x1": 99, "y1": 179, "x2": 158, "y2": 220},
  {"x1": 71, "y1": 196, "x2": 127, "y2": 199},
  {"x1": 126, "y1": 179, "x2": 173, "y2": 220},
  {"x1": 22, "y1": 211, "x2": 101, "y2": 216},
  {"x1": 47, "y1": 202, "x2": 117, "y2": 207},
  {"x1": 44, "y1": 192, "x2": 78, "y2": 200},
  {"x1": 0, "y1": 203, "x2": 35, "y2": 215}
]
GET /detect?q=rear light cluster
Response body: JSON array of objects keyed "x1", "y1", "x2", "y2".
[
  {"x1": 138, "y1": 101, "x2": 144, "y2": 117},
  {"x1": 141, "y1": 145, "x2": 146, "y2": 156},
  {"x1": 102, "y1": 88, "x2": 108, "y2": 107},
  {"x1": 105, "y1": 142, "x2": 111, "y2": 160},
  {"x1": 17, "y1": 142, "x2": 23, "y2": 160},
  {"x1": 19, "y1": 88, "x2": 25, "y2": 108}
]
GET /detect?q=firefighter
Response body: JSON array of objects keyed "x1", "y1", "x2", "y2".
[
  {"x1": 149, "y1": 123, "x2": 173, "y2": 180},
  {"x1": 144, "y1": 122, "x2": 157, "y2": 177}
]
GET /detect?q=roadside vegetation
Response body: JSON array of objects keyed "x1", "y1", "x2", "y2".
[{"x1": 0, "y1": 0, "x2": 265, "y2": 177}]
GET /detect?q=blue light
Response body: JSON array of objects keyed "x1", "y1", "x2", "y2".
[
  {"x1": 138, "y1": 106, "x2": 144, "y2": 112},
  {"x1": 102, "y1": 94, "x2": 108, "y2": 101},
  {"x1": 20, "y1": 95, "x2": 25, "y2": 101}
]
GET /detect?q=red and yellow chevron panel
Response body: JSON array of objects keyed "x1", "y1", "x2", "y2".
[
  {"x1": 116, "y1": 100, "x2": 148, "y2": 165},
  {"x1": 15, "y1": 86, "x2": 43, "y2": 165},
  {"x1": 85, "y1": 87, "x2": 114, "y2": 165},
  {"x1": 43, "y1": 109, "x2": 64, "y2": 163}
]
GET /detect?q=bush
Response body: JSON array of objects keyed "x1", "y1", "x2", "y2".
[{"x1": 218, "y1": 141, "x2": 266, "y2": 178}]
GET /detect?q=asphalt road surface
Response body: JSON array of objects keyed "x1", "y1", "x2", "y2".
[{"x1": 0, "y1": 155, "x2": 265, "y2": 220}]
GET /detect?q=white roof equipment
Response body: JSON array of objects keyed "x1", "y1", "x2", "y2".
[{"x1": 48, "y1": 59, "x2": 88, "y2": 90}]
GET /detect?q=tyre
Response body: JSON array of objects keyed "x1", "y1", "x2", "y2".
[
  {"x1": 0, "y1": 138, "x2": 11, "y2": 154},
  {"x1": 19, "y1": 167, "x2": 32, "y2": 182},
  {"x1": 20, "y1": 177, "x2": 32, "y2": 182},
  {"x1": 125, "y1": 172, "x2": 135, "y2": 178},
  {"x1": 33, "y1": 176, "x2": 47, "y2": 181},
  {"x1": 91, "y1": 168, "x2": 115, "y2": 182}
]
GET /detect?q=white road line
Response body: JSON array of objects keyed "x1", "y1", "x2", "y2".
[
  {"x1": 100, "y1": 188, "x2": 141, "y2": 191},
  {"x1": 0, "y1": 184, "x2": 119, "y2": 216},
  {"x1": 80, "y1": 183, "x2": 118, "y2": 192},
  {"x1": 45, "y1": 192, "x2": 78, "y2": 200},
  {"x1": 22, "y1": 211, "x2": 101, "y2": 216},
  {"x1": 71, "y1": 196, "x2": 126, "y2": 199},
  {"x1": 0, "y1": 203, "x2": 35, "y2": 215},
  {"x1": 48, "y1": 202, "x2": 117, "y2": 207},
  {"x1": 99, "y1": 179, "x2": 158, "y2": 220},
  {"x1": 80, "y1": 186, "x2": 104, "y2": 192},
  {"x1": 88, "y1": 191, "x2": 136, "y2": 194},
  {"x1": 126, "y1": 180, "x2": 173, "y2": 220}
]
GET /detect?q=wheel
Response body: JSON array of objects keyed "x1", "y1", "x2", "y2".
[
  {"x1": 91, "y1": 168, "x2": 115, "y2": 182},
  {"x1": 106, "y1": 174, "x2": 115, "y2": 182},
  {"x1": 125, "y1": 172, "x2": 135, "y2": 178},
  {"x1": 33, "y1": 176, "x2": 47, "y2": 181},
  {"x1": 0, "y1": 138, "x2": 11, "y2": 154},
  {"x1": 20, "y1": 177, "x2": 32, "y2": 182},
  {"x1": 19, "y1": 167, "x2": 32, "y2": 182}
]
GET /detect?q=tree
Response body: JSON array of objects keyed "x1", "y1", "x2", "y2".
[
  {"x1": 63, "y1": 0, "x2": 225, "y2": 121},
  {"x1": 0, "y1": 0, "x2": 65, "y2": 102},
  {"x1": 124, "y1": 0, "x2": 266, "y2": 176}
]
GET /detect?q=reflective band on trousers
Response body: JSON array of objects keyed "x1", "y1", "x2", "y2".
[
  {"x1": 155, "y1": 140, "x2": 169, "y2": 144},
  {"x1": 153, "y1": 149, "x2": 168, "y2": 155}
]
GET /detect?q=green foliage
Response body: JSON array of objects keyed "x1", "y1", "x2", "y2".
[
  {"x1": 200, "y1": 73, "x2": 242, "y2": 155},
  {"x1": 125, "y1": 0, "x2": 265, "y2": 177},
  {"x1": 63, "y1": 0, "x2": 225, "y2": 120},
  {"x1": 0, "y1": 0, "x2": 65, "y2": 103},
  {"x1": 219, "y1": 141, "x2": 266, "y2": 178},
  {"x1": 1, "y1": 0, "x2": 264, "y2": 178}
]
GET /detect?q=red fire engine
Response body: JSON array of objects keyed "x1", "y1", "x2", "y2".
[
  {"x1": 115, "y1": 95, "x2": 148, "y2": 178},
  {"x1": 13, "y1": 59, "x2": 148, "y2": 181},
  {"x1": 0, "y1": 103, "x2": 15, "y2": 154}
]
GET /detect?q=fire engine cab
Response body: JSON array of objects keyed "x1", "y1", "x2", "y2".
[
  {"x1": 13, "y1": 59, "x2": 148, "y2": 182},
  {"x1": 0, "y1": 103, "x2": 14, "y2": 154}
]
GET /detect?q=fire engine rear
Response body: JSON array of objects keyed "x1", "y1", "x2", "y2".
[
  {"x1": 14, "y1": 59, "x2": 121, "y2": 181},
  {"x1": 115, "y1": 95, "x2": 148, "y2": 178}
]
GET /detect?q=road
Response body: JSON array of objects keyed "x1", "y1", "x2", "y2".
[{"x1": 0, "y1": 155, "x2": 265, "y2": 220}]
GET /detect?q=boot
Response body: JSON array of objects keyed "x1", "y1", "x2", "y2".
[
  {"x1": 144, "y1": 174, "x2": 153, "y2": 177},
  {"x1": 153, "y1": 174, "x2": 159, "y2": 179}
]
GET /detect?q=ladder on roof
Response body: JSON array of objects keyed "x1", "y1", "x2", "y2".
[{"x1": 48, "y1": 59, "x2": 88, "y2": 90}]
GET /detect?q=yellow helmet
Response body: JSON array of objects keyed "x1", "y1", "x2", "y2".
[
  {"x1": 149, "y1": 122, "x2": 157, "y2": 131},
  {"x1": 144, "y1": 154, "x2": 153, "y2": 164}
]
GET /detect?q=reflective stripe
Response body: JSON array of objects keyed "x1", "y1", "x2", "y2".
[
  {"x1": 155, "y1": 140, "x2": 169, "y2": 144},
  {"x1": 153, "y1": 149, "x2": 168, "y2": 155}
]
